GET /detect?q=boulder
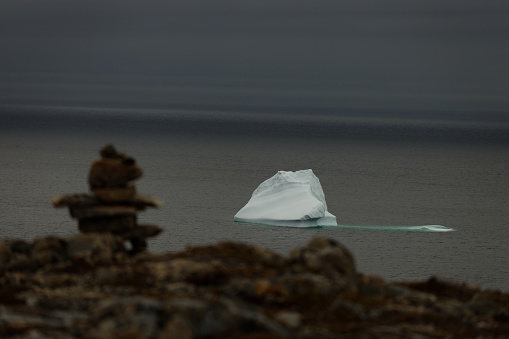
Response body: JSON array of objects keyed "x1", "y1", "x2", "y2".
[
  {"x1": 289, "y1": 237, "x2": 357, "y2": 285},
  {"x1": 66, "y1": 233, "x2": 126, "y2": 263}
]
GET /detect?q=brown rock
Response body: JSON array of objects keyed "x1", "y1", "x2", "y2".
[
  {"x1": 93, "y1": 185, "x2": 136, "y2": 202},
  {"x1": 70, "y1": 205, "x2": 137, "y2": 219},
  {"x1": 157, "y1": 315, "x2": 193, "y2": 339},
  {"x1": 51, "y1": 193, "x2": 100, "y2": 208},
  {"x1": 88, "y1": 158, "x2": 142, "y2": 189},
  {"x1": 118, "y1": 224, "x2": 163, "y2": 239},
  {"x1": 185, "y1": 241, "x2": 284, "y2": 268},
  {"x1": 274, "y1": 311, "x2": 302, "y2": 330},
  {"x1": 89, "y1": 297, "x2": 160, "y2": 339},
  {"x1": 52, "y1": 192, "x2": 161, "y2": 210},
  {"x1": 99, "y1": 143, "x2": 119, "y2": 159},
  {"x1": 358, "y1": 274, "x2": 388, "y2": 298},
  {"x1": 78, "y1": 215, "x2": 137, "y2": 234},
  {"x1": 130, "y1": 238, "x2": 148, "y2": 253},
  {"x1": 254, "y1": 278, "x2": 289, "y2": 302},
  {"x1": 468, "y1": 291, "x2": 509, "y2": 318},
  {"x1": 129, "y1": 194, "x2": 163, "y2": 209},
  {"x1": 280, "y1": 272, "x2": 335, "y2": 296},
  {"x1": 289, "y1": 237, "x2": 357, "y2": 284},
  {"x1": 32, "y1": 236, "x2": 67, "y2": 265},
  {"x1": 66, "y1": 233, "x2": 126, "y2": 262}
]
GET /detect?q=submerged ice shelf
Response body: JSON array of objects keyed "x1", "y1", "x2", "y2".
[
  {"x1": 234, "y1": 169, "x2": 337, "y2": 227},
  {"x1": 234, "y1": 169, "x2": 454, "y2": 232},
  {"x1": 326, "y1": 224, "x2": 455, "y2": 232}
]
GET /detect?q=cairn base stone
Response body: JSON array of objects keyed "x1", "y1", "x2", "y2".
[
  {"x1": 129, "y1": 237, "x2": 148, "y2": 253},
  {"x1": 71, "y1": 206, "x2": 137, "y2": 219},
  {"x1": 118, "y1": 224, "x2": 163, "y2": 239},
  {"x1": 79, "y1": 216, "x2": 137, "y2": 234}
]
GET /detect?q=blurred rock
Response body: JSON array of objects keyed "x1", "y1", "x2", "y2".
[
  {"x1": 93, "y1": 185, "x2": 136, "y2": 202},
  {"x1": 78, "y1": 215, "x2": 137, "y2": 234},
  {"x1": 66, "y1": 233, "x2": 125, "y2": 263},
  {"x1": 88, "y1": 143, "x2": 142, "y2": 189},
  {"x1": 289, "y1": 237, "x2": 357, "y2": 285},
  {"x1": 0, "y1": 235, "x2": 508, "y2": 338}
]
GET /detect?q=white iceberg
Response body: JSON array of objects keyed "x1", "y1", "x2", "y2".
[{"x1": 234, "y1": 169, "x2": 337, "y2": 227}]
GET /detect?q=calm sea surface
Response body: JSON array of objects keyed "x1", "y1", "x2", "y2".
[{"x1": 1, "y1": 105, "x2": 508, "y2": 291}]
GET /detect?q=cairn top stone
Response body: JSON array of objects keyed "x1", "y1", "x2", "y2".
[{"x1": 88, "y1": 144, "x2": 142, "y2": 190}]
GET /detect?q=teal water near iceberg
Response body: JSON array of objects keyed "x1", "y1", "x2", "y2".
[
  {"x1": 324, "y1": 224, "x2": 454, "y2": 232},
  {"x1": 235, "y1": 222, "x2": 454, "y2": 232}
]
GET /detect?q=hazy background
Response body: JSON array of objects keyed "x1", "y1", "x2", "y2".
[{"x1": 1, "y1": 0, "x2": 508, "y2": 112}]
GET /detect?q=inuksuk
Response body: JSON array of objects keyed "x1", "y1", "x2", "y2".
[{"x1": 51, "y1": 144, "x2": 163, "y2": 253}]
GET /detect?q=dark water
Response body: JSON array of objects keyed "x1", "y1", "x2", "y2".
[{"x1": 1, "y1": 105, "x2": 508, "y2": 291}]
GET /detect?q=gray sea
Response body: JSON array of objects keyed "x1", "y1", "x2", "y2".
[{"x1": 1, "y1": 105, "x2": 508, "y2": 292}]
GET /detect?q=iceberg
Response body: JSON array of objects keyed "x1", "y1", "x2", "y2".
[{"x1": 234, "y1": 169, "x2": 337, "y2": 227}]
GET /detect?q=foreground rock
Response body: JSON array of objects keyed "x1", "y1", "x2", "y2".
[{"x1": 0, "y1": 235, "x2": 507, "y2": 338}]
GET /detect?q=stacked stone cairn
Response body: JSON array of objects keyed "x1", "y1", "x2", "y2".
[{"x1": 51, "y1": 144, "x2": 163, "y2": 253}]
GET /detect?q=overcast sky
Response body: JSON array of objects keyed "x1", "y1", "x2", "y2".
[{"x1": 1, "y1": 0, "x2": 508, "y2": 112}]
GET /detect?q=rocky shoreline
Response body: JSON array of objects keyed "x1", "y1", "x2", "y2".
[{"x1": 0, "y1": 234, "x2": 508, "y2": 338}]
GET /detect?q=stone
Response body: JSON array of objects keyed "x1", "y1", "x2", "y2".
[
  {"x1": 88, "y1": 145, "x2": 142, "y2": 190},
  {"x1": 468, "y1": 291, "x2": 509, "y2": 319},
  {"x1": 70, "y1": 206, "x2": 137, "y2": 219},
  {"x1": 274, "y1": 311, "x2": 302, "y2": 329},
  {"x1": 117, "y1": 225, "x2": 163, "y2": 239},
  {"x1": 254, "y1": 278, "x2": 289, "y2": 302},
  {"x1": 89, "y1": 297, "x2": 162, "y2": 339},
  {"x1": 88, "y1": 158, "x2": 142, "y2": 189},
  {"x1": 53, "y1": 192, "x2": 161, "y2": 210},
  {"x1": 157, "y1": 315, "x2": 193, "y2": 339},
  {"x1": 162, "y1": 296, "x2": 290, "y2": 338},
  {"x1": 8, "y1": 239, "x2": 33, "y2": 255},
  {"x1": 279, "y1": 272, "x2": 335, "y2": 297},
  {"x1": 99, "y1": 143, "x2": 119, "y2": 159},
  {"x1": 128, "y1": 194, "x2": 163, "y2": 209},
  {"x1": 129, "y1": 238, "x2": 148, "y2": 253},
  {"x1": 358, "y1": 274, "x2": 387, "y2": 298},
  {"x1": 51, "y1": 193, "x2": 100, "y2": 208},
  {"x1": 78, "y1": 215, "x2": 137, "y2": 234},
  {"x1": 185, "y1": 241, "x2": 284, "y2": 268},
  {"x1": 329, "y1": 298, "x2": 367, "y2": 321},
  {"x1": 92, "y1": 185, "x2": 136, "y2": 202},
  {"x1": 289, "y1": 237, "x2": 357, "y2": 284},
  {"x1": 32, "y1": 236, "x2": 67, "y2": 265},
  {"x1": 66, "y1": 233, "x2": 125, "y2": 262}
]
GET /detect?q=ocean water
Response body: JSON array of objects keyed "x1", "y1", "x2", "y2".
[{"x1": 1, "y1": 105, "x2": 508, "y2": 292}]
